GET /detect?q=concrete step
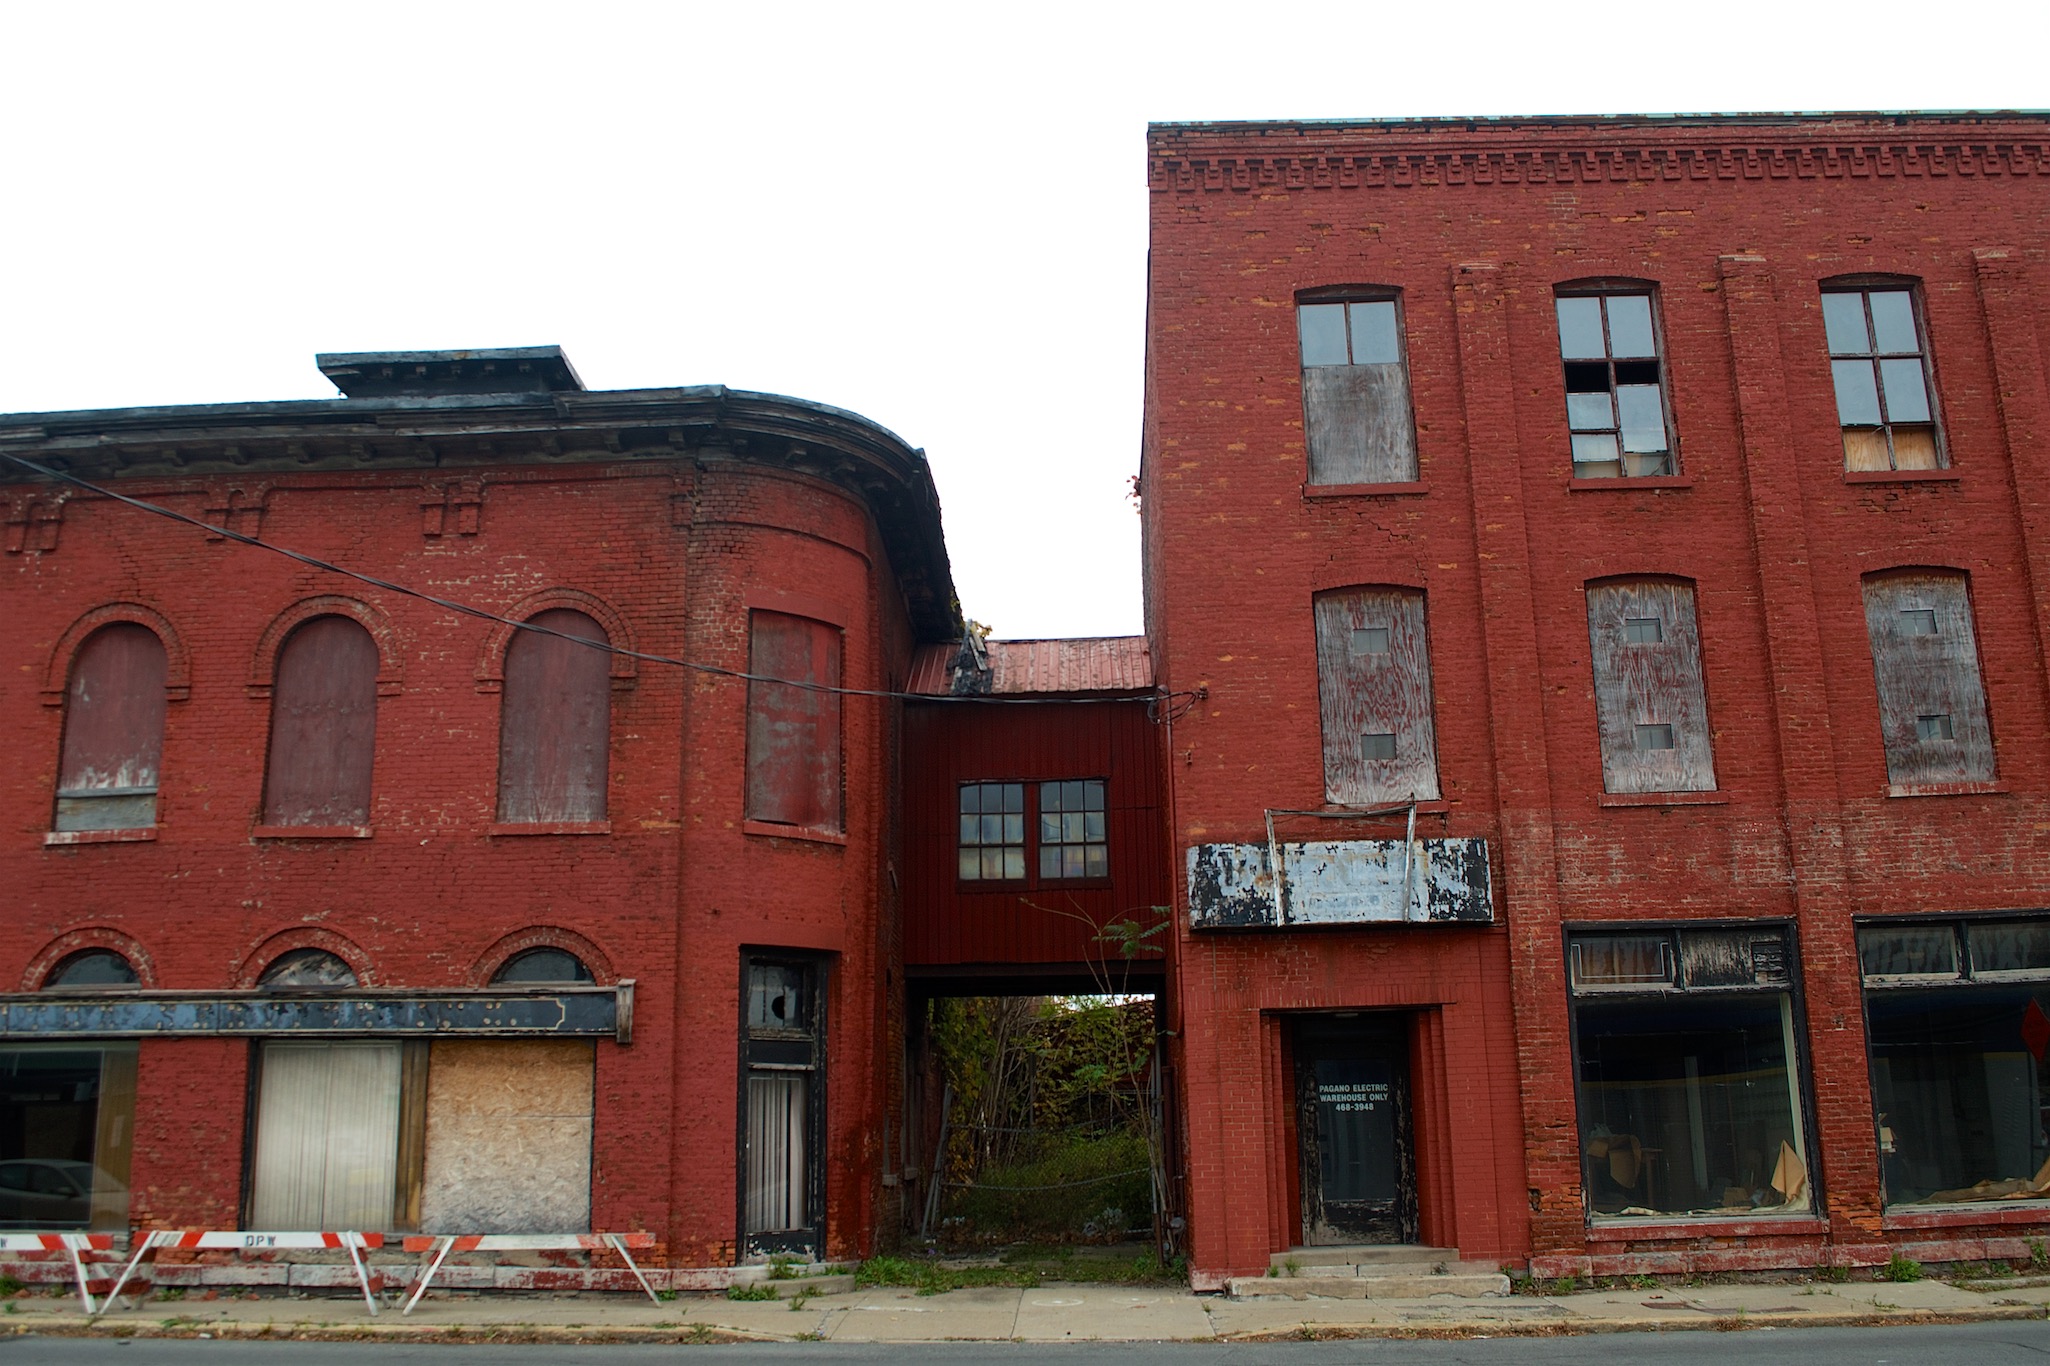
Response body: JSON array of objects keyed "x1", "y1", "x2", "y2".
[
  {"x1": 1269, "y1": 1244, "x2": 1458, "y2": 1269},
  {"x1": 1228, "y1": 1270, "x2": 1511, "y2": 1300}
]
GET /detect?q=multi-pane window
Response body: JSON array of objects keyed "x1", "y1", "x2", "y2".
[
  {"x1": 746, "y1": 612, "x2": 843, "y2": 833},
  {"x1": 263, "y1": 616, "x2": 378, "y2": 828},
  {"x1": 1586, "y1": 579, "x2": 1717, "y2": 794},
  {"x1": 1297, "y1": 294, "x2": 1418, "y2": 485},
  {"x1": 54, "y1": 624, "x2": 169, "y2": 832},
  {"x1": 1860, "y1": 916, "x2": 2050, "y2": 1205},
  {"x1": 1861, "y1": 571, "x2": 1994, "y2": 788},
  {"x1": 1314, "y1": 587, "x2": 1441, "y2": 804},
  {"x1": 497, "y1": 609, "x2": 610, "y2": 824},
  {"x1": 958, "y1": 782, "x2": 1026, "y2": 880},
  {"x1": 1555, "y1": 291, "x2": 1675, "y2": 478},
  {"x1": 1039, "y1": 779, "x2": 1107, "y2": 880},
  {"x1": 1824, "y1": 286, "x2": 1941, "y2": 471},
  {"x1": 1570, "y1": 926, "x2": 1812, "y2": 1220},
  {"x1": 957, "y1": 779, "x2": 1109, "y2": 884}
]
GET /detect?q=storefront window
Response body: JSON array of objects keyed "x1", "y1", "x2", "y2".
[
  {"x1": 1863, "y1": 918, "x2": 2050, "y2": 1206},
  {"x1": 0, "y1": 1046, "x2": 137, "y2": 1230},
  {"x1": 1571, "y1": 926, "x2": 1812, "y2": 1220}
]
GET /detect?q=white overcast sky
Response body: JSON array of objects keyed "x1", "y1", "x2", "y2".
[{"x1": 1, "y1": 2, "x2": 2040, "y2": 638}]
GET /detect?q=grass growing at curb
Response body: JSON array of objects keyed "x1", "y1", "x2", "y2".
[
  {"x1": 726, "y1": 1283, "x2": 780, "y2": 1302},
  {"x1": 858, "y1": 1245, "x2": 1183, "y2": 1296}
]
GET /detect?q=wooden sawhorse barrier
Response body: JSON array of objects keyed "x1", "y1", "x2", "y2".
[
  {"x1": 399, "y1": 1233, "x2": 659, "y2": 1312},
  {"x1": 94, "y1": 1230, "x2": 386, "y2": 1318},
  {"x1": 0, "y1": 1233, "x2": 116, "y2": 1313}
]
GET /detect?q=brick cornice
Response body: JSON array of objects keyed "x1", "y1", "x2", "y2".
[{"x1": 1149, "y1": 120, "x2": 2050, "y2": 193}]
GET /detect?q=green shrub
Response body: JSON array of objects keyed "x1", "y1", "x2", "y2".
[
  {"x1": 1880, "y1": 1255, "x2": 1925, "y2": 1283},
  {"x1": 727, "y1": 1282, "x2": 780, "y2": 1301},
  {"x1": 0, "y1": 1275, "x2": 21, "y2": 1298},
  {"x1": 947, "y1": 1129, "x2": 1152, "y2": 1239}
]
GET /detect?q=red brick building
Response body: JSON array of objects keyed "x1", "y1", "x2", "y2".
[
  {"x1": 1, "y1": 350, "x2": 956, "y2": 1279},
  {"x1": 1142, "y1": 112, "x2": 2050, "y2": 1284}
]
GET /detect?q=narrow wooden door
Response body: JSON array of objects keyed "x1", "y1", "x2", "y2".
[{"x1": 1295, "y1": 1015, "x2": 1416, "y2": 1245}]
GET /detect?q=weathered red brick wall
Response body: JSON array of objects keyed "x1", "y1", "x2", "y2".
[
  {"x1": 2, "y1": 454, "x2": 914, "y2": 1265},
  {"x1": 1142, "y1": 115, "x2": 2050, "y2": 1279}
]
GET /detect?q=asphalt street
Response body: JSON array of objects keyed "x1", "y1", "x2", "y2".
[{"x1": 9, "y1": 1322, "x2": 2050, "y2": 1363}]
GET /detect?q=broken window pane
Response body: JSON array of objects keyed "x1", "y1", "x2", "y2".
[
  {"x1": 1605, "y1": 295, "x2": 1657, "y2": 359},
  {"x1": 1822, "y1": 291, "x2": 1872, "y2": 354},
  {"x1": 747, "y1": 964, "x2": 809, "y2": 1033},
  {"x1": 259, "y1": 949, "x2": 357, "y2": 989},
  {"x1": 1348, "y1": 301, "x2": 1401, "y2": 364},
  {"x1": 1576, "y1": 992, "x2": 1810, "y2": 1218},
  {"x1": 1298, "y1": 304, "x2": 1350, "y2": 366},
  {"x1": 1556, "y1": 297, "x2": 1606, "y2": 360},
  {"x1": 1566, "y1": 392, "x2": 1614, "y2": 431}
]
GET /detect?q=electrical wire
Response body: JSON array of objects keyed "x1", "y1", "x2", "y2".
[{"x1": 5, "y1": 451, "x2": 1202, "y2": 713}]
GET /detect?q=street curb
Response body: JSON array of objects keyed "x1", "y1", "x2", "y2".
[{"x1": 1217, "y1": 1305, "x2": 2050, "y2": 1341}]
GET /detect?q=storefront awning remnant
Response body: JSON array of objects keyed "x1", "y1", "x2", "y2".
[
  {"x1": 1186, "y1": 838, "x2": 1492, "y2": 928},
  {"x1": 0, "y1": 982, "x2": 634, "y2": 1042}
]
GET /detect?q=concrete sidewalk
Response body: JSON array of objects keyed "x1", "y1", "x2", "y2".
[{"x1": 5, "y1": 1276, "x2": 2050, "y2": 1344}]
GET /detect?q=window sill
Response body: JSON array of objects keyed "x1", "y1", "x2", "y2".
[
  {"x1": 742, "y1": 819, "x2": 847, "y2": 847},
  {"x1": 1844, "y1": 469, "x2": 1959, "y2": 485},
  {"x1": 1586, "y1": 1214, "x2": 1826, "y2": 1241},
  {"x1": 1302, "y1": 481, "x2": 1428, "y2": 499},
  {"x1": 1888, "y1": 781, "x2": 2007, "y2": 799},
  {"x1": 1598, "y1": 790, "x2": 1729, "y2": 808},
  {"x1": 44, "y1": 827, "x2": 158, "y2": 847},
  {"x1": 488, "y1": 820, "x2": 612, "y2": 837},
  {"x1": 1883, "y1": 1202, "x2": 2050, "y2": 1230},
  {"x1": 1568, "y1": 475, "x2": 1695, "y2": 492},
  {"x1": 251, "y1": 825, "x2": 373, "y2": 840}
]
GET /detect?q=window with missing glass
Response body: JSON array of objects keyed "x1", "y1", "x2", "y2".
[
  {"x1": 1570, "y1": 925, "x2": 1813, "y2": 1221},
  {"x1": 1297, "y1": 293, "x2": 1418, "y2": 485},
  {"x1": 957, "y1": 779, "x2": 1108, "y2": 884},
  {"x1": 1861, "y1": 916, "x2": 2050, "y2": 1207},
  {"x1": 1555, "y1": 289, "x2": 1676, "y2": 479},
  {"x1": 1823, "y1": 284, "x2": 1942, "y2": 472}
]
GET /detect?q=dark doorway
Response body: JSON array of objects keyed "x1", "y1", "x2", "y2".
[
  {"x1": 1294, "y1": 1013, "x2": 1415, "y2": 1245},
  {"x1": 739, "y1": 955, "x2": 825, "y2": 1258}
]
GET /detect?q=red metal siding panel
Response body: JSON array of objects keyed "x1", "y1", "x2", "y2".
[
  {"x1": 497, "y1": 609, "x2": 611, "y2": 823},
  {"x1": 262, "y1": 616, "x2": 378, "y2": 827}
]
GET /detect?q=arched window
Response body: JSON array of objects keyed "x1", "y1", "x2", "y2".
[
  {"x1": 263, "y1": 617, "x2": 378, "y2": 827},
  {"x1": 44, "y1": 950, "x2": 140, "y2": 989},
  {"x1": 55, "y1": 624, "x2": 168, "y2": 832},
  {"x1": 258, "y1": 949, "x2": 359, "y2": 988},
  {"x1": 493, "y1": 948, "x2": 595, "y2": 984},
  {"x1": 497, "y1": 610, "x2": 611, "y2": 824}
]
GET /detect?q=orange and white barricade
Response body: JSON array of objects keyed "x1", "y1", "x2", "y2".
[
  {"x1": 95, "y1": 1230, "x2": 386, "y2": 1318},
  {"x1": 399, "y1": 1233, "x2": 659, "y2": 1312},
  {"x1": 0, "y1": 1233, "x2": 116, "y2": 1313}
]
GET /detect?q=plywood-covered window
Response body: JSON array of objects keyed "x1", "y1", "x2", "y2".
[
  {"x1": 1297, "y1": 293, "x2": 1417, "y2": 485},
  {"x1": 1862, "y1": 570, "x2": 1993, "y2": 787},
  {"x1": 54, "y1": 624, "x2": 169, "y2": 832},
  {"x1": 746, "y1": 611, "x2": 842, "y2": 832},
  {"x1": 496, "y1": 609, "x2": 611, "y2": 824},
  {"x1": 1586, "y1": 579, "x2": 1717, "y2": 794},
  {"x1": 1314, "y1": 587, "x2": 1440, "y2": 804},
  {"x1": 263, "y1": 616, "x2": 378, "y2": 828},
  {"x1": 419, "y1": 1040, "x2": 594, "y2": 1235}
]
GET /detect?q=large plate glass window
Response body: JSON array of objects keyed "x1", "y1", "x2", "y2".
[
  {"x1": 1569, "y1": 926, "x2": 1813, "y2": 1220},
  {"x1": 0, "y1": 1045, "x2": 137, "y2": 1231},
  {"x1": 1861, "y1": 916, "x2": 2050, "y2": 1205}
]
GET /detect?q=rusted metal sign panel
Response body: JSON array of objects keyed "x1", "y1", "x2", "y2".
[
  {"x1": 1186, "y1": 837, "x2": 1491, "y2": 929},
  {"x1": 0, "y1": 985, "x2": 631, "y2": 1041}
]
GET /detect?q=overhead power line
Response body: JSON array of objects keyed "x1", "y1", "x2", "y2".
[{"x1": 4, "y1": 452, "x2": 1184, "y2": 711}]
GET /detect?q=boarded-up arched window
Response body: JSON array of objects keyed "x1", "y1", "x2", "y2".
[
  {"x1": 263, "y1": 616, "x2": 378, "y2": 827},
  {"x1": 746, "y1": 612, "x2": 843, "y2": 832},
  {"x1": 497, "y1": 610, "x2": 611, "y2": 824},
  {"x1": 55, "y1": 624, "x2": 169, "y2": 832}
]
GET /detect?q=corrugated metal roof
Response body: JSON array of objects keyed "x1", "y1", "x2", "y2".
[{"x1": 906, "y1": 636, "x2": 1153, "y2": 696}]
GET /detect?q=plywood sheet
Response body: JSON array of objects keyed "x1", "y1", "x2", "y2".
[{"x1": 421, "y1": 1040, "x2": 593, "y2": 1235}]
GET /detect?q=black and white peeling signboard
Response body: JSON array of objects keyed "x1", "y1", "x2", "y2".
[{"x1": 1185, "y1": 836, "x2": 1493, "y2": 929}]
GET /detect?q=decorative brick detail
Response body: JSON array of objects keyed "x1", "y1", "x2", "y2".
[
  {"x1": 474, "y1": 586, "x2": 637, "y2": 693},
  {"x1": 42, "y1": 602, "x2": 193, "y2": 705},
  {"x1": 246, "y1": 594, "x2": 405, "y2": 699}
]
